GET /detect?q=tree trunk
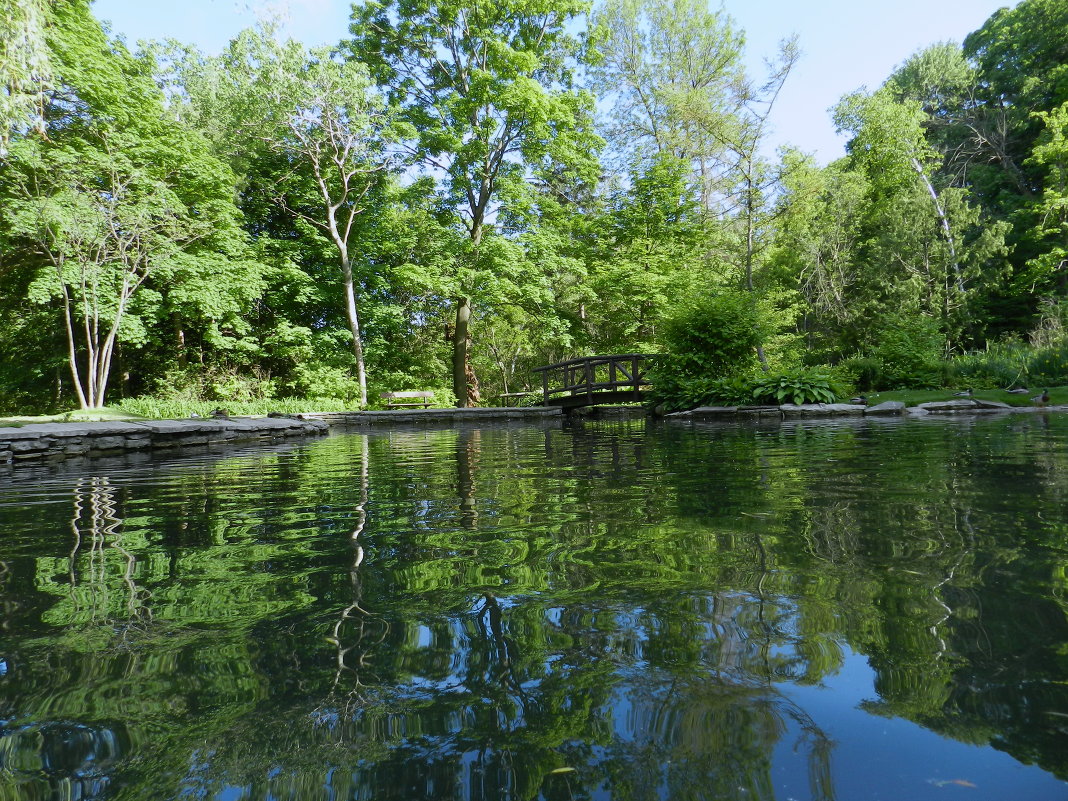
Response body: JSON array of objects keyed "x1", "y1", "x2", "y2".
[
  {"x1": 324, "y1": 201, "x2": 368, "y2": 407},
  {"x1": 452, "y1": 296, "x2": 472, "y2": 407},
  {"x1": 743, "y1": 168, "x2": 769, "y2": 370},
  {"x1": 176, "y1": 320, "x2": 187, "y2": 369},
  {"x1": 912, "y1": 158, "x2": 964, "y2": 294},
  {"x1": 453, "y1": 217, "x2": 484, "y2": 408},
  {"x1": 58, "y1": 284, "x2": 89, "y2": 410},
  {"x1": 341, "y1": 255, "x2": 368, "y2": 408}
]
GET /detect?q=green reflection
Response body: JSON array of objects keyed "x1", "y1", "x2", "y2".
[{"x1": 0, "y1": 417, "x2": 1066, "y2": 800}]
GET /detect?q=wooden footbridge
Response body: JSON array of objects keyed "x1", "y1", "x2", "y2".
[{"x1": 533, "y1": 354, "x2": 652, "y2": 409}]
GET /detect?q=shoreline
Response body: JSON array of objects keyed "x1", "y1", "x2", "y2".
[
  {"x1": 2, "y1": 400, "x2": 1063, "y2": 469},
  {"x1": 0, "y1": 407, "x2": 562, "y2": 468}
]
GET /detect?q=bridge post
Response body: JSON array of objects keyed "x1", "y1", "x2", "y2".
[
  {"x1": 541, "y1": 369, "x2": 549, "y2": 406},
  {"x1": 584, "y1": 360, "x2": 594, "y2": 404},
  {"x1": 632, "y1": 355, "x2": 641, "y2": 400}
]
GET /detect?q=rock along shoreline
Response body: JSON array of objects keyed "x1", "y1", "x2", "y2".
[{"x1": 664, "y1": 398, "x2": 1066, "y2": 420}]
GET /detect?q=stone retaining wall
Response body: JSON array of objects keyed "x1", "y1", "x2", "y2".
[
  {"x1": 667, "y1": 402, "x2": 874, "y2": 420},
  {"x1": 0, "y1": 417, "x2": 328, "y2": 465}
]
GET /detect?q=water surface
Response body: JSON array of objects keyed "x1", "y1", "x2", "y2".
[{"x1": 1, "y1": 416, "x2": 1067, "y2": 800}]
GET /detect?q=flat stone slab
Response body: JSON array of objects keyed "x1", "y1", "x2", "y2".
[
  {"x1": 0, "y1": 421, "x2": 150, "y2": 440},
  {"x1": 915, "y1": 400, "x2": 978, "y2": 412},
  {"x1": 736, "y1": 405, "x2": 783, "y2": 416},
  {"x1": 780, "y1": 403, "x2": 866, "y2": 416},
  {"x1": 973, "y1": 399, "x2": 1013, "y2": 410},
  {"x1": 0, "y1": 416, "x2": 328, "y2": 467},
  {"x1": 865, "y1": 401, "x2": 906, "y2": 415},
  {"x1": 667, "y1": 406, "x2": 739, "y2": 418}
]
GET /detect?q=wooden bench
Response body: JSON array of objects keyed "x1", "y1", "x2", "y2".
[
  {"x1": 380, "y1": 391, "x2": 434, "y2": 410},
  {"x1": 496, "y1": 391, "x2": 534, "y2": 407}
]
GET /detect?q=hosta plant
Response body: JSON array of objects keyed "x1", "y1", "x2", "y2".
[{"x1": 750, "y1": 370, "x2": 840, "y2": 406}]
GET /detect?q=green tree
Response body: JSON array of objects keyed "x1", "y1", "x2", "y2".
[
  {"x1": 964, "y1": 0, "x2": 1068, "y2": 206},
  {"x1": 0, "y1": 0, "x2": 51, "y2": 156},
  {"x1": 586, "y1": 153, "x2": 711, "y2": 352},
  {"x1": 1021, "y1": 102, "x2": 1068, "y2": 295},
  {"x1": 214, "y1": 31, "x2": 394, "y2": 408},
  {"x1": 6, "y1": 143, "x2": 225, "y2": 408},
  {"x1": 834, "y1": 88, "x2": 1008, "y2": 349},
  {"x1": 770, "y1": 152, "x2": 869, "y2": 358},
  {"x1": 0, "y1": 0, "x2": 252, "y2": 409},
  {"x1": 348, "y1": 0, "x2": 600, "y2": 406},
  {"x1": 590, "y1": 0, "x2": 744, "y2": 207}
]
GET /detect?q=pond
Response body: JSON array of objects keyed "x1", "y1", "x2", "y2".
[{"x1": 1, "y1": 415, "x2": 1067, "y2": 801}]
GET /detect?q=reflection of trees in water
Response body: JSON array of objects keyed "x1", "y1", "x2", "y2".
[
  {"x1": 458, "y1": 427, "x2": 481, "y2": 529},
  {"x1": 320, "y1": 434, "x2": 390, "y2": 717},
  {"x1": 0, "y1": 477, "x2": 150, "y2": 800},
  {"x1": 68, "y1": 476, "x2": 151, "y2": 632},
  {"x1": 608, "y1": 676, "x2": 834, "y2": 801},
  {"x1": 0, "y1": 558, "x2": 12, "y2": 634},
  {"x1": 3, "y1": 420, "x2": 1068, "y2": 797}
]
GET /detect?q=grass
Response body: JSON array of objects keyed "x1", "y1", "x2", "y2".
[
  {"x1": 0, "y1": 406, "x2": 148, "y2": 427},
  {"x1": 0, "y1": 397, "x2": 358, "y2": 427},
  {"x1": 861, "y1": 386, "x2": 1066, "y2": 407}
]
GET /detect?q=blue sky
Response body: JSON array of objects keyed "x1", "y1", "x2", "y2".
[{"x1": 92, "y1": 0, "x2": 1014, "y2": 164}]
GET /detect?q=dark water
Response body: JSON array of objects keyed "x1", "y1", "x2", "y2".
[{"x1": 1, "y1": 415, "x2": 1067, "y2": 801}]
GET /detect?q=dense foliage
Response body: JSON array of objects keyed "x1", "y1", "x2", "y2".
[{"x1": 1, "y1": 0, "x2": 1067, "y2": 412}]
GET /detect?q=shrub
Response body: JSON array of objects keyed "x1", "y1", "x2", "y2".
[
  {"x1": 1030, "y1": 297, "x2": 1068, "y2": 349},
  {"x1": 705, "y1": 375, "x2": 758, "y2": 405},
  {"x1": 871, "y1": 315, "x2": 945, "y2": 389},
  {"x1": 143, "y1": 366, "x2": 280, "y2": 405},
  {"x1": 1027, "y1": 340, "x2": 1068, "y2": 386},
  {"x1": 648, "y1": 290, "x2": 769, "y2": 411},
  {"x1": 660, "y1": 291, "x2": 768, "y2": 380},
  {"x1": 838, "y1": 356, "x2": 885, "y2": 392},
  {"x1": 287, "y1": 364, "x2": 365, "y2": 404},
  {"x1": 645, "y1": 372, "x2": 758, "y2": 412},
  {"x1": 950, "y1": 343, "x2": 1029, "y2": 389},
  {"x1": 115, "y1": 396, "x2": 351, "y2": 419}
]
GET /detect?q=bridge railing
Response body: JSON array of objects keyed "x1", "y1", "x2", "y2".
[{"x1": 532, "y1": 354, "x2": 653, "y2": 406}]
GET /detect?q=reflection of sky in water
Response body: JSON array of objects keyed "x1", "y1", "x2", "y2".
[
  {"x1": 786, "y1": 652, "x2": 1059, "y2": 800},
  {"x1": 0, "y1": 418, "x2": 1067, "y2": 799}
]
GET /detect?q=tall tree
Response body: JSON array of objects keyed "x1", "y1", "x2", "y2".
[
  {"x1": 722, "y1": 37, "x2": 798, "y2": 295},
  {"x1": 590, "y1": 0, "x2": 744, "y2": 206},
  {"x1": 0, "y1": 0, "x2": 250, "y2": 409},
  {"x1": 6, "y1": 140, "x2": 225, "y2": 408},
  {"x1": 826, "y1": 89, "x2": 1008, "y2": 349},
  {"x1": 586, "y1": 153, "x2": 709, "y2": 352},
  {"x1": 1021, "y1": 102, "x2": 1068, "y2": 295},
  {"x1": 964, "y1": 0, "x2": 1068, "y2": 195},
  {"x1": 0, "y1": 0, "x2": 51, "y2": 156},
  {"x1": 223, "y1": 32, "x2": 393, "y2": 408},
  {"x1": 348, "y1": 0, "x2": 599, "y2": 406}
]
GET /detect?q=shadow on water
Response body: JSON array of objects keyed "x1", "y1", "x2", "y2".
[{"x1": 0, "y1": 416, "x2": 1067, "y2": 799}]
